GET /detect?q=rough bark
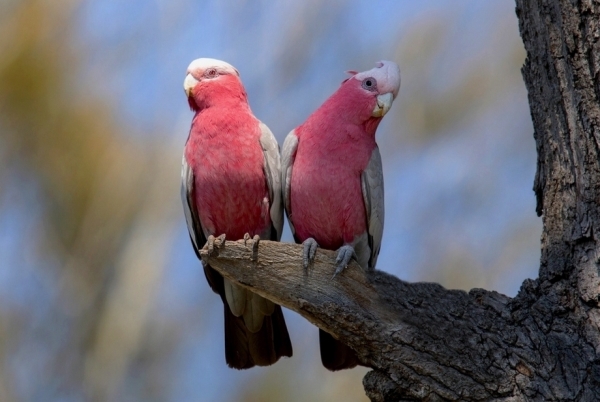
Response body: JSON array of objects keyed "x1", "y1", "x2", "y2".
[{"x1": 202, "y1": 0, "x2": 600, "y2": 400}]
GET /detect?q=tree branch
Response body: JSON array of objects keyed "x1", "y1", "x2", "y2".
[{"x1": 201, "y1": 240, "x2": 534, "y2": 401}]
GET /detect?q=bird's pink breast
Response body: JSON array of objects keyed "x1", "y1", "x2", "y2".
[
  {"x1": 186, "y1": 108, "x2": 270, "y2": 240},
  {"x1": 290, "y1": 125, "x2": 375, "y2": 249}
]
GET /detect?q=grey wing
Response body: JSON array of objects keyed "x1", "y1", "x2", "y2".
[
  {"x1": 280, "y1": 130, "x2": 298, "y2": 239},
  {"x1": 181, "y1": 154, "x2": 207, "y2": 257},
  {"x1": 361, "y1": 146, "x2": 385, "y2": 270},
  {"x1": 258, "y1": 122, "x2": 283, "y2": 241}
]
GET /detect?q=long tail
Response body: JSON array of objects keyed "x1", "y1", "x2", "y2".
[
  {"x1": 319, "y1": 329, "x2": 359, "y2": 371},
  {"x1": 224, "y1": 303, "x2": 292, "y2": 368},
  {"x1": 204, "y1": 264, "x2": 293, "y2": 369}
]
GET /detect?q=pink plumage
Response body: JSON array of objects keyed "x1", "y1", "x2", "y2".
[
  {"x1": 182, "y1": 58, "x2": 292, "y2": 369},
  {"x1": 185, "y1": 85, "x2": 270, "y2": 239},
  {"x1": 290, "y1": 79, "x2": 380, "y2": 249},
  {"x1": 282, "y1": 60, "x2": 401, "y2": 371}
]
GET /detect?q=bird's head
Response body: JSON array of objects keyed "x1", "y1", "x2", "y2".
[
  {"x1": 184, "y1": 58, "x2": 245, "y2": 112},
  {"x1": 298, "y1": 61, "x2": 401, "y2": 139},
  {"x1": 344, "y1": 60, "x2": 401, "y2": 119}
]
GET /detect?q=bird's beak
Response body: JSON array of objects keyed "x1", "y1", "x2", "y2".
[
  {"x1": 184, "y1": 73, "x2": 199, "y2": 97},
  {"x1": 371, "y1": 93, "x2": 394, "y2": 117}
]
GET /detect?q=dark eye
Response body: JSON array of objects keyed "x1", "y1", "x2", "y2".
[
  {"x1": 205, "y1": 68, "x2": 218, "y2": 78},
  {"x1": 362, "y1": 77, "x2": 377, "y2": 91}
]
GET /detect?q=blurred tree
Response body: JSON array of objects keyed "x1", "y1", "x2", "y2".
[{"x1": 0, "y1": 0, "x2": 179, "y2": 400}]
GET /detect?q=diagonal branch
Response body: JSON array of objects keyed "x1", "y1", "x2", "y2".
[{"x1": 201, "y1": 239, "x2": 535, "y2": 401}]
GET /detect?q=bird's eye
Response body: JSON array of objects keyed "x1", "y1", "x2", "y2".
[
  {"x1": 362, "y1": 77, "x2": 377, "y2": 91},
  {"x1": 205, "y1": 68, "x2": 218, "y2": 78}
]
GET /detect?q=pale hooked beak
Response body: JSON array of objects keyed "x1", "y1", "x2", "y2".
[
  {"x1": 184, "y1": 73, "x2": 199, "y2": 97},
  {"x1": 372, "y1": 92, "x2": 394, "y2": 117}
]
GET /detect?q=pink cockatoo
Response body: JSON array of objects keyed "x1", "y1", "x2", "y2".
[
  {"x1": 281, "y1": 61, "x2": 400, "y2": 371},
  {"x1": 181, "y1": 58, "x2": 292, "y2": 369}
]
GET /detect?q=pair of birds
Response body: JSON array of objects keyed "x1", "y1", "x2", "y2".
[{"x1": 181, "y1": 58, "x2": 400, "y2": 371}]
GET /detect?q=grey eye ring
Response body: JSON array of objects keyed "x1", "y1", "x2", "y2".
[{"x1": 362, "y1": 77, "x2": 378, "y2": 91}]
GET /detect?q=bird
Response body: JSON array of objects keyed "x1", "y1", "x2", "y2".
[
  {"x1": 181, "y1": 57, "x2": 292, "y2": 369},
  {"x1": 281, "y1": 60, "x2": 400, "y2": 371}
]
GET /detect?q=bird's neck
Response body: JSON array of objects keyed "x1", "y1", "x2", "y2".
[
  {"x1": 318, "y1": 82, "x2": 379, "y2": 137},
  {"x1": 189, "y1": 102, "x2": 257, "y2": 143},
  {"x1": 191, "y1": 76, "x2": 250, "y2": 111},
  {"x1": 362, "y1": 117, "x2": 382, "y2": 138}
]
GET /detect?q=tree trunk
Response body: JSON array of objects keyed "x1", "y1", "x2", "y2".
[{"x1": 201, "y1": 1, "x2": 600, "y2": 400}]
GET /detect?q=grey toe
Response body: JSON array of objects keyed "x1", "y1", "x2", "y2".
[
  {"x1": 302, "y1": 238, "x2": 319, "y2": 270},
  {"x1": 333, "y1": 245, "x2": 356, "y2": 278}
]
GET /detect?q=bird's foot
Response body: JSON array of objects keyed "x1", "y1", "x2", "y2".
[
  {"x1": 302, "y1": 238, "x2": 319, "y2": 271},
  {"x1": 243, "y1": 233, "x2": 260, "y2": 261},
  {"x1": 333, "y1": 245, "x2": 356, "y2": 278},
  {"x1": 206, "y1": 234, "x2": 226, "y2": 256}
]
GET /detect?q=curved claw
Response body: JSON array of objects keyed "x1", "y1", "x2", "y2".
[
  {"x1": 206, "y1": 234, "x2": 226, "y2": 256},
  {"x1": 243, "y1": 233, "x2": 260, "y2": 261},
  {"x1": 302, "y1": 238, "x2": 319, "y2": 271},
  {"x1": 333, "y1": 245, "x2": 356, "y2": 279}
]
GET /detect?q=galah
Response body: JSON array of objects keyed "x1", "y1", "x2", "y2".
[
  {"x1": 281, "y1": 61, "x2": 400, "y2": 371},
  {"x1": 181, "y1": 58, "x2": 292, "y2": 369}
]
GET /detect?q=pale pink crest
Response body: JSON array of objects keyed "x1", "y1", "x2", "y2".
[
  {"x1": 353, "y1": 60, "x2": 401, "y2": 98},
  {"x1": 186, "y1": 58, "x2": 239, "y2": 77}
]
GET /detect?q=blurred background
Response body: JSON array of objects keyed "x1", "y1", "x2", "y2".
[{"x1": 0, "y1": 0, "x2": 539, "y2": 401}]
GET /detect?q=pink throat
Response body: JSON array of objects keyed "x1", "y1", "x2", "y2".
[{"x1": 188, "y1": 75, "x2": 248, "y2": 112}]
